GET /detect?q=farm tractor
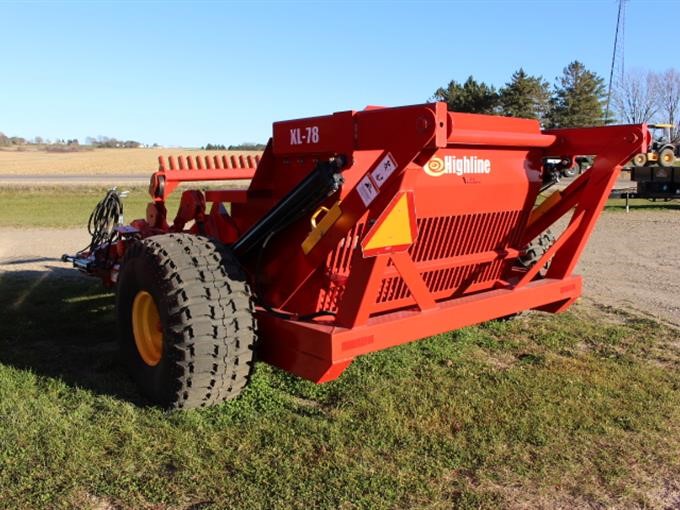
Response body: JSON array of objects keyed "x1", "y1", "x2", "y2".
[
  {"x1": 631, "y1": 123, "x2": 676, "y2": 168},
  {"x1": 63, "y1": 103, "x2": 649, "y2": 409},
  {"x1": 619, "y1": 123, "x2": 680, "y2": 201}
]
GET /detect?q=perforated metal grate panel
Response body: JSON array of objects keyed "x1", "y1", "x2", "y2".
[{"x1": 318, "y1": 210, "x2": 525, "y2": 313}]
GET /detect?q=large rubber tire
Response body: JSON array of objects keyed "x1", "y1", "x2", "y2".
[
  {"x1": 116, "y1": 233, "x2": 257, "y2": 409},
  {"x1": 518, "y1": 229, "x2": 556, "y2": 275},
  {"x1": 658, "y1": 147, "x2": 675, "y2": 168},
  {"x1": 561, "y1": 166, "x2": 578, "y2": 178},
  {"x1": 632, "y1": 153, "x2": 647, "y2": 168},
  {"x1": 498, "y1": 230, "x2": 556, "y2": 323}
]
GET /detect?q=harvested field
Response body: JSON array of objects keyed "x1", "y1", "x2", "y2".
[{"x1": 0, "y1": 147, "x2": 261, "y2": 175}]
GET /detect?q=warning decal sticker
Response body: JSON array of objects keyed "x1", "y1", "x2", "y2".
[
  {"x1": 357, "y1": 175, "x2": 378, "y2": 206},
  {"x1": 370, "y1": 153, "x2": 398, "y2": 188}
]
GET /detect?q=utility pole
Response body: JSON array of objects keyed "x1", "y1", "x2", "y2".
[{"x1": 605, "y1": 0, "x2": 626, "y2": 124}]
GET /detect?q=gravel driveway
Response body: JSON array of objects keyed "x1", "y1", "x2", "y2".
[
  {"x1": 1, "y1": 209, "x2": 678, "y2": 327},
  {"x1": 576, "y1": 209, "x2": 680, "y2": 328},
  {"x1": 0, "y1": 228, "x2": 89, "y2": 276}
]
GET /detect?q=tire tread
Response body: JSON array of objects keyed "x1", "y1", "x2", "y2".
[{"x1": 123, "y1": 233, "x2": 256, "y2": 409}]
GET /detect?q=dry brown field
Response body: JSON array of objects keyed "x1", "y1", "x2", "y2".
[{"x1": 0, "y1": 147, "x2": 261, "y2": 175}]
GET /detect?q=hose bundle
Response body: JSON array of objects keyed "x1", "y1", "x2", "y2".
[{"x1": 80, "y1": 189, "x2": 125, "y2": 255}]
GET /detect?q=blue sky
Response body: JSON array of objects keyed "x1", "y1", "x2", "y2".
[{"x1": 1, "y1": 0, "x2": 677, "y2": 147}]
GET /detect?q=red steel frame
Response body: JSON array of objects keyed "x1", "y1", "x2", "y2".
[{"x1": 145, "y1": 103, "x2": 649, "y2": 384}]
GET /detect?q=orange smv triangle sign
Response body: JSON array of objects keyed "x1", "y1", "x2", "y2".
[{"x1": 361, "y1": 192, "x2": 417, "y2": 257}]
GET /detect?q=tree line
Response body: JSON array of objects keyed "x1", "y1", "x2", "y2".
[
  {"x1": 432, "y1": 61, "x2": 680, "y2": 141},
  {"x1": 84, "y1": 136, "x2": 143, "y2": 148},
  {"x1": 612, "y1": 69, "x2": 680, "y2": 141},
  {"x1": 0, "y1": 134, "x2": 79, "y2": 147},
  {"x1": 0, "y1": 134, "x2": 149, "y2": 148},
  {"x1": 203, "y1": 143, "x2": 267, "y2": 151},
  {"x1": 5, "y1": 62, "x2": 679, "y2": 149},
  {"x1": 432, "y1": 60, "x2": 607, "y2": 128}
]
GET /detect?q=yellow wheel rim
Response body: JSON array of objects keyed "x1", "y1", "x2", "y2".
[{"x1": 132, "y1": 290, "x2": 163, "y2": 366}]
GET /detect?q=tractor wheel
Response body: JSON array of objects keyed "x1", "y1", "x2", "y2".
[
  {"x1": 116, "y1": 233, "x2": 257, "y2": 409},
  {"x1": 518, "y1": 229, "x2": 556, "y2": 275},
  {"x1": 658, "y1": 147, "x2": 675, "y2": 168},
  {"x1": 561, "y1": 166, "x2": 578, "y2": 178},
  {"x1": 632, "y1": 153, "x2": 647, "y2": 167},
  {"x1": 498, "y1": 230, "x2": 556, "y2": 322}
]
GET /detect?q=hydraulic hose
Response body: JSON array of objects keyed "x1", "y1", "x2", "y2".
[
  {"x1": 82, "y1": 189, "x2": 125, "y2": 255},
  {"x1": 233, "y1": 156, "x2": 346, "y2": 259}
]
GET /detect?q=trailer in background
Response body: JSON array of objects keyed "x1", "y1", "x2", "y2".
[
  {"x1": 630, "y1": 165, "x2": 680, "y2": 199},
  {"x1": 611, "y1": 124, "x2": 679, "y2": 209}
]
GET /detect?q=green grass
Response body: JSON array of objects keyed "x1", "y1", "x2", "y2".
[
  {"x1": 0, "y1": 187, "x2": 677, "y2": 229},
  {"x1": 0, "y1": 187, "x2": 181, "y2": 228},
  {"x1": 605, "y1": 197, "x2": 680, "y2": 211},
  {"x1": 0, "y1": 273, "x2": 678, "y2": 509}
]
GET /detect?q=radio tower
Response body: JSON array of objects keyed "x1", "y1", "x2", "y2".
[{"x1": 605, "y1": 0, "x2": 627, "y2": 123}]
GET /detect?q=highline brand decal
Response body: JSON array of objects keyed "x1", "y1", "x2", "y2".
[{"x1": 423, "y1": 155, "x2": 492, "y2": 177}]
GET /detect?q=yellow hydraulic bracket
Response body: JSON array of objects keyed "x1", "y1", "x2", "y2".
[
  {"x1": 527, "y1": 190, "x2": 562, "y2": 230},
  {"x1": 301, "y1": 201, "x2": 343, "y2": 255}
]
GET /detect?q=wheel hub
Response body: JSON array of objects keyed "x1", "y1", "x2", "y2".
[{"x1": 131, "y1": 290, "x2": 163, "y2": 366}]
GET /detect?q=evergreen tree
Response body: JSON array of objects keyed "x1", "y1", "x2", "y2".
[
  {"x1": 547, "y1": 61, "x2": 607, "y2": 127},
  {"x1": 499, "y1": 68, "x2": 551, "y2": 121},
  {"x1": 431, "y1": 76, "x2": 499, "y2": 114}
]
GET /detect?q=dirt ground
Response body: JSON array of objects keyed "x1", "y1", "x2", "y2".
[
  {"x1": 0, "y1": 209, "x2": 678, "y2": 328},
  {"x1": 0, "y1": 228, "x2": 89, "y2": 280},
  {"x1": 577, "y1": 210, "x2": 680, "y2": 329}
]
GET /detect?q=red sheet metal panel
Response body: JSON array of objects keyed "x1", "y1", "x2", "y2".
[{"x1": 142, "y1": 103, "x2": 649, "y2": 383}]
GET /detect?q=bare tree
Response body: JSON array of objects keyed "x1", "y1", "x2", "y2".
[
  {"x1": 655, "y1": 68, "x2": 680, "y2": 142},
  {"x1": 612, "y1": 69, "x2": 658, "y2": 123}
]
